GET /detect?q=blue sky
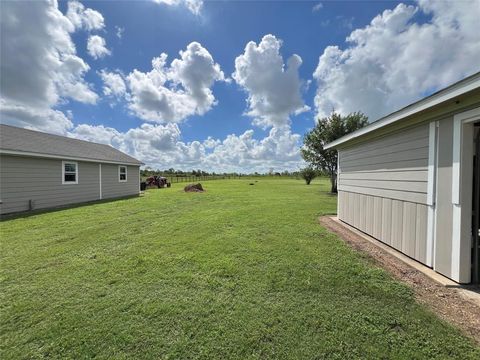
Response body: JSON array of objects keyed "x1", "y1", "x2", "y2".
[
  {"x1": 1, "y1": 0, "x2": 478, "y2": 172},
  {"x1": 63, "y1": 0, "x2": 415, "y2": 141}
]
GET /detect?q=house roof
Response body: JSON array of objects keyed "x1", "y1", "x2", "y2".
[
  {"x1": 0, "y1": 124, "x2": 144, "y2": 165},
  {"x1": 324, "y1": 71, "x2": 480, "y2": 150}
]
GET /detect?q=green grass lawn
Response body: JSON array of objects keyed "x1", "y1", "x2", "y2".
[{"x1": 1, "y1": 178, "x2": 479, "y2": 359}]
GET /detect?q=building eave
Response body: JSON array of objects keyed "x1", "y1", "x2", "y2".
[
  {"x1": 0, "y1": 149, "x2": 145, "y2": 166},
  {"x1": 324, "y1": 71, "x2": 480, "y2": 150}
]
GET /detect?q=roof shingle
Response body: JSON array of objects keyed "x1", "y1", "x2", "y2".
[{"x1": 0, "y1": 124, "x2": 143, "y2": 165}]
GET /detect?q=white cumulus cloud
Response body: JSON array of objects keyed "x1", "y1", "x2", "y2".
[
  {"x1": 313, "y1": 0, "x2": 480, "y2": 121},
  {"x1": 152, "y1": 0, "x2": 203, "y2": 15},
  {"x1": 0, "y1": 0, "x2": 99, "y2": 134},
  {"x1": 116, "y1": 42, "x2": 224, "y2": 123},
  {"x1": 1, "y1": 100, "x2": 73, "y2": 135},
  {"x1": 99, "y1": 70, "x2": 126, "y2": 97},
  {"x1": 87, "y1": 35, "x2": 111, "y2": 59},
  {"x1": 233, "y1": 34, "x2": 309, "y2": 129},
  {"x1": 70, "y1": 123, "x2": 303, "y2": 173},
  {"x1": 66, "y1": 0, "x2": 105, "y2": 31}
]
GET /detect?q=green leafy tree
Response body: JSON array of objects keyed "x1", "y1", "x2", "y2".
[
  {"x1": 301, "y1": 111, "x2": 368, "y2": 193},
  {"x1": 299, "y1": 167, "x2": 317, "y2": 185}
]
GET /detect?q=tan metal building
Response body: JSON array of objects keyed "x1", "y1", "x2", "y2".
[{"x1": 325, "y1": 72, "x2": 480, "y2": 284}]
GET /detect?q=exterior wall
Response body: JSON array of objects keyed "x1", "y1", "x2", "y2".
[
  {"x1": 338, "y1": 192, "x2": 428, "y2": 263},
  {"x1": 0, "y1": 155, "x2": 140, "y2": 215},
  {"x1": 337, "y1": 123, "x2": 430, "y2": 265},
  {"x1": 101, "y1": 164, "x2": 140, "y2": 199}
]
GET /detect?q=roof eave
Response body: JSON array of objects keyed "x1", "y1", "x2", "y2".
[
  {"x1": 0, "y1": 149, "x2": 144, "y2": 166},
  {"x1": 324, "y1": 71, "x2": 480, "y2": 150}
]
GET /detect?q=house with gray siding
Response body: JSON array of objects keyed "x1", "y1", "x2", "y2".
[
  {"x1": 0, "y1": 125, "x2": 143, "y2": 215},
  {"x1": 325, "y1": 72, "x2": 480, "y2": 284}
]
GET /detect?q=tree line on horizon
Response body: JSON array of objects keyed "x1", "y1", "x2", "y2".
[
  {"x1": 140, "y1": 168, "x2": 305, "y2": 178},
  {"x1": 141, "y1": 111, "x2": 368, "y2": 188}
]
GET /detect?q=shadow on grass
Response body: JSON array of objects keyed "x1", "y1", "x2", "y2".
[{"x1": 0, "y1": 194, "x2": 142, "y2": 222}]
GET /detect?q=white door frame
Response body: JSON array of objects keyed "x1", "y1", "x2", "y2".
[{"x1": 451, "y1": 107, "x2": 480, "y2": 283}]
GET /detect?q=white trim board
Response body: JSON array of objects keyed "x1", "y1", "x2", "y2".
[{"x1": 426, "y1": 121, "x2": 438, "y2": 267}]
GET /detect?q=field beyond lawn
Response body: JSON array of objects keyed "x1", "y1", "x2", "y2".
[{"x1": 1, "y1": 178, "x2": 479, "y2": 359}]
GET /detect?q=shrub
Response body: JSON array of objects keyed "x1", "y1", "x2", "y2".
[{"x1": 300, "y1": 167, "x2": 317, "y2": 185}]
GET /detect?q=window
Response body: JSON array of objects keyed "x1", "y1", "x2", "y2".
[
  {"x1": 62, "y1": 161, "x2": 78, "y2": 184},
  {"x1": 119, "y1": 165, "x2": 127, "y2": 182}
]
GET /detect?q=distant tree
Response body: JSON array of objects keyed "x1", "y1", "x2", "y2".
[
  {"x1": 302, "y1": 111, "x2": 368, "y2": 193},
  {"x1": 299, "y1": 167, "x2": 317, "y2": 185}
]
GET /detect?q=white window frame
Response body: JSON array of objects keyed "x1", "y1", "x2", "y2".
[
  {"x1": 62, "y1": 161, "x2": 78, "y2": 185},
  {"x1": 118, "y1": 165, "x2": 128, "y2": 182}
]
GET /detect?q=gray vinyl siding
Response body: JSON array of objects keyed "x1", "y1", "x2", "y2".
[
  {"x1": 101, "y1": 164, "x2": 140, "y2": 199},
  {"x1": 337, "y1": 123, "x2": 430, "y2": 264},
  {"x1": 0, "y1": 155, "x2": 99, "y2": 214},
  {"x1": 338, "y1": 123, "x2": 429, "y2": 204},
  {"x1": 0, "y1": 155, "x2": 140, "y2": 214}
]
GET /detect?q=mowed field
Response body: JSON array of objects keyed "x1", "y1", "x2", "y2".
[{"x1": 1, "y1": 178, "x2": 479, "y2": 359}]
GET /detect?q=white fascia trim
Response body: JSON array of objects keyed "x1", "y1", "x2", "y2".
[
  {"x1": 62, "y1": 160, "x2": 78, "y2": 185},
  {"x1": 118, "y1": 165, "x2": 128, "y2": 182},
  {"x1": 0, "y1": 149, "x2": 143, "y2": 166},
  {"x1": 324, "y1": 74, "x2": 480, "y2": 150}
]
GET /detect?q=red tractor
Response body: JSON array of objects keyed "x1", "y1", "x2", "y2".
[{"x1": 143, "y1": 175, "x2": 171, "y2": 189}]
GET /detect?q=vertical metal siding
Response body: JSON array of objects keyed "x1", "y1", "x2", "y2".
[{"x1": 338, "y1": 190, "x2": 429, "y2": 264}]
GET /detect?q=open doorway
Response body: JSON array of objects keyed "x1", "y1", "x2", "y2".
[
  {"x1": 452, "y1": 108, "x2": 480, "y2": 283},
  {"x1": 472, "y1": 123, "x2": 480, "y2": 284}
]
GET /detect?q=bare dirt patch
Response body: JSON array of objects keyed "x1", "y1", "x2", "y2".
[{"x1": 319, "y1": 216, "x2": 480, "y2": 344}]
